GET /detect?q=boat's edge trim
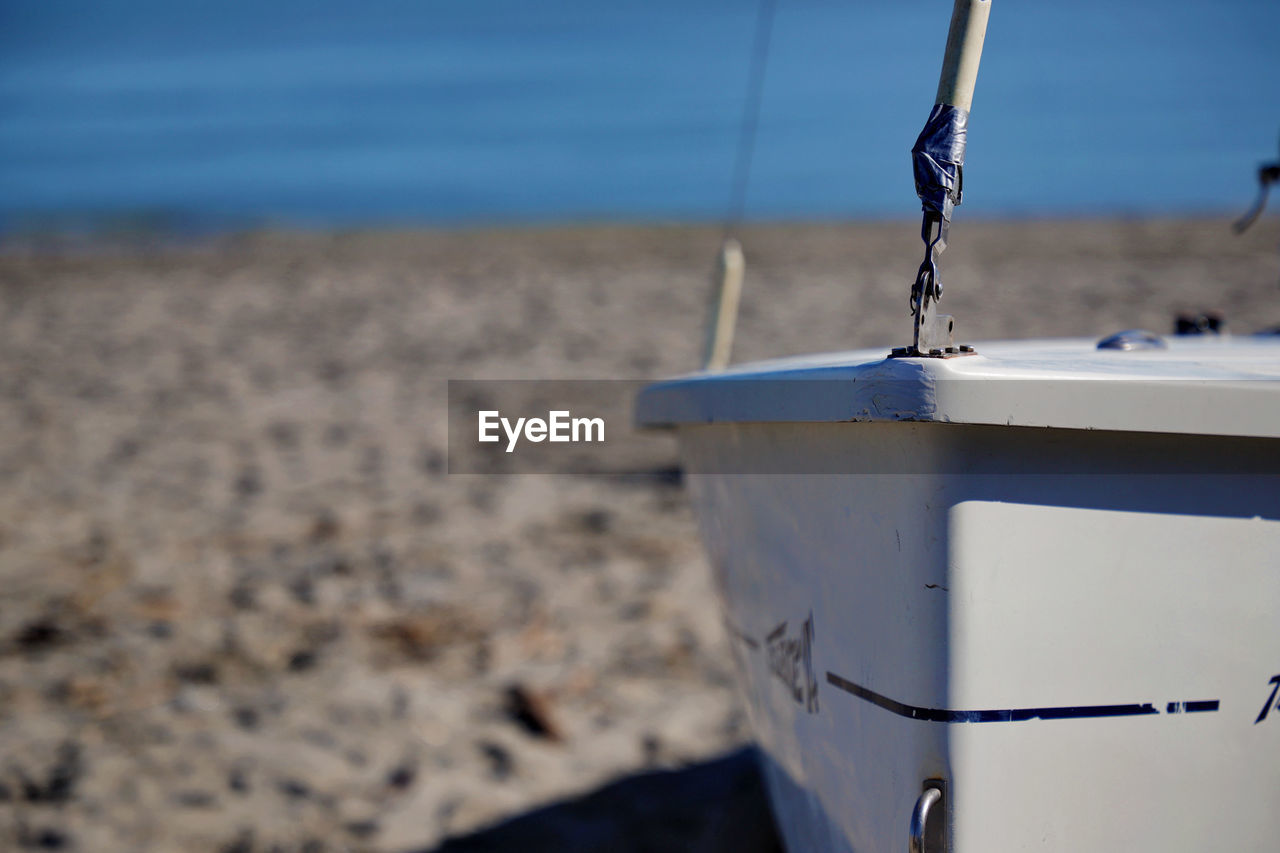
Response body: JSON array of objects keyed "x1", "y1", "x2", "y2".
[{"x1": 825, "y1": 672, "x2": 1219, "y2": 723}]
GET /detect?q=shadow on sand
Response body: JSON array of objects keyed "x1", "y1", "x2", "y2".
[{"x1": 428, "y1": 747, "x2": 784, "y2": 853}]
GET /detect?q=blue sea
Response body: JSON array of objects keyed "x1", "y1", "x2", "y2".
[{"x1": 2, "y1": 0, "x2": 1278, "y2": 231}]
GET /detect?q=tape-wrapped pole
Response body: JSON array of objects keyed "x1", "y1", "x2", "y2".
[{"x1": 913, "y1": 0, "x2": 991, "y2": 225}]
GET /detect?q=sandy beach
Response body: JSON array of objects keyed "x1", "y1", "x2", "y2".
[{"x1": 0, "y1": 218, "x2": 1277, "y2": 852}]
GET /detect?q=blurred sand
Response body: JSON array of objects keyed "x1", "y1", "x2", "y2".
[{"x1": 0, "y1": 219, "x2": 1277, "y2": 852}]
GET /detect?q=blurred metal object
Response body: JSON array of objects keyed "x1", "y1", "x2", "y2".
[
  {"x1": 1232, "y1": 136, "x2": 1280, "y2": 234},
  {"x1": 905, "y1": 0, "x2": 991, "y2": 358},
  {"x1": 1097, "y1": 329, "x2": 1167, "y2": 351},
  {"x1": 1174, "y1": 312, "x2": 1224, "y2": 335},
  {"x1": 703, "y1": 239, "x2": 746, "y2": 371}
]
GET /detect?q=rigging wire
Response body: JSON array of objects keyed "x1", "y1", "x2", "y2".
[
  {"x1": 724, "y1": 0, "x2": 779, "y2": 236},
  {"x1": 704, "y1": 0, "x2": 778, "y2": 371}
]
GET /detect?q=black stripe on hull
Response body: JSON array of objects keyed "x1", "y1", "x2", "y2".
[{"x1": 826, "y1": 672, "x2": 1218, "y2": 723}]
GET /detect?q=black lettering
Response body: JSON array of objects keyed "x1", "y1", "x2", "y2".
[{"x1": 1255, "y1": 674, "x2": 1280, "y2": 724}]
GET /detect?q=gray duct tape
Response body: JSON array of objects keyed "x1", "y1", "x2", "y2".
[{"x1": 911, "y1": 103, "x2": 968, "y2": 223}]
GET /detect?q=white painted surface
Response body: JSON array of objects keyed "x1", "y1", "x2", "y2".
[
  {"x1": 684, "y1": 461, "x2": 953, "y2": 853},
  {"x1": 636, "y1": 336, "x2": 1280, "y2": 438},
  {"x1": 672, "y1": 418, "x2": 1280, "y2": 852},
  {"x1": 947, "y1": 502, "x2": 1280, "y2": 851}
]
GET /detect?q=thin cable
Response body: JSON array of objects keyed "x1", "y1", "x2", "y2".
[{"x1": 725, "y1": 0, "x2": 778, "y2": 237}]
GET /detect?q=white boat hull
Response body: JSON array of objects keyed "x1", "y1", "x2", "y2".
[{"x1": 675, "y1": 420, "x2": 1280, "y2": 852}]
